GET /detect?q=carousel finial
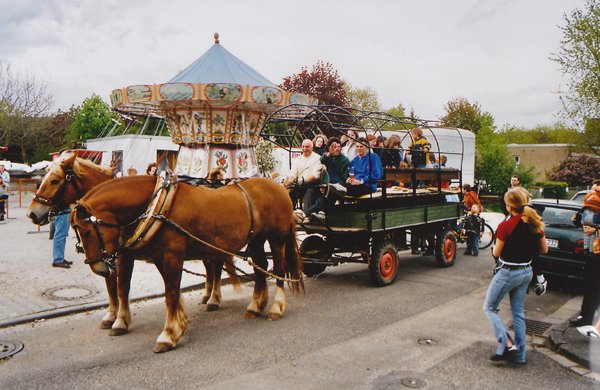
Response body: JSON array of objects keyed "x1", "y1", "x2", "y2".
[{"x1": 214, "y1": 32, "x2": 220, "y2": 44}]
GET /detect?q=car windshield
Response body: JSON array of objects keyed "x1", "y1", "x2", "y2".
[
  {"x1": 538, "y1": 206, "x2": 578, "y2": 227},
  {"x1": 571, "y1": 193, "x2": 586, "y2": 202}
]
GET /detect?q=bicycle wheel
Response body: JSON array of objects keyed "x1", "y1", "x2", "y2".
[{"x1": 479, "y1": 223, "x2": 495, "y2": 249}]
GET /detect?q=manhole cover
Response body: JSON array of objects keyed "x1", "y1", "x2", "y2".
[
  {"x1": 401, "y1": 377, "x2": 426, "y2": 388},
  {"x1": 0, "y1": 341, "x2": 24, "y2": 360},
  {"x1": 417, "y1": 338, "x2": 436, "y2": 345},
  {"x1": 509, "y1": 319, "x2": 552, "y2": 337},
  {"x1": 42, "y1": 285, "x2": 97, "y2": 301}
]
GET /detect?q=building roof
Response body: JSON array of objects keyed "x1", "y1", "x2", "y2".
[{"x1": 168, "y1": 38, "x2": 276, "y2": 87}]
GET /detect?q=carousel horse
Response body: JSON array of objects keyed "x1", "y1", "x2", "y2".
[
  {"x1": 26, "y1": 153, "x2": 237, "y2": 332},
  {"x1": 71, "y1": 176, "x2": 304, "y2": 352}
]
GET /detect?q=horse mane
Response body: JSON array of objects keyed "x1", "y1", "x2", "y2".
[{"x1": 73, "y1": 157, "x2": 114, "y2": 177}]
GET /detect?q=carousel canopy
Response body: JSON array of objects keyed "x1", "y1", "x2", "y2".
[{"x1": 169, "y1": 39, "x2": 276, "y2": 87}]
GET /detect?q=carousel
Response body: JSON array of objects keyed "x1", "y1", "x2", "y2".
[{"x1": 109, "y1": 33, "x2": 317, "y2": 178}]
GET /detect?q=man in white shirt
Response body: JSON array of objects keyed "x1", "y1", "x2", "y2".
[{"x1": 286, "y1": 139, "x2": 324, "y2": 221}]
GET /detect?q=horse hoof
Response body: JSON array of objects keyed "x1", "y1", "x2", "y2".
[
  {"x1": 200, "y1": 296, "x2": 209, "y2": 304},
  {"x1": 100, "y1": 320, "x2": 115, "y2": 329},
  {"x1": 244, "y1": 310, "x2": 260, "y2": 319},
  {"x1": 153, "y1": 342, "x2": 175, "y2": 353},
  {"x1": 205, "y1": 304, "x2": 219, "y2": 312},
  {"x1": 109, "y1": 328, "x2": 128, "y2": 337},
  {"x1": 267, "y1": 313, "x2": 283, "y2": 321}
]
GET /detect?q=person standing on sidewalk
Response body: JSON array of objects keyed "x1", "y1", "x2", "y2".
[
  {"x1": 463, "y1": 204, "x2": 484, "y2": 256},
  {"x1": 52, "y1": 207, "x2": 73, "y2": 269},
  {"x1": 570, "y1": 180, "x2": 600, "y2": 328},
  {"x1": 484, "y1": 187, "x2": 548, "y2": 364},
  {"x1": 500, "y1": 175, "x2": 521, "y2": 216}
]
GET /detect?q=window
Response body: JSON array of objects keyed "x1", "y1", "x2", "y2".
[{"x1": 513, "y1": 155, "x2": 520, "y2": 166}]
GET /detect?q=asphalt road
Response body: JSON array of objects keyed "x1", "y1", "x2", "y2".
[{"x1": 1, "y1": 246, "x2": 598, "y2": 389}]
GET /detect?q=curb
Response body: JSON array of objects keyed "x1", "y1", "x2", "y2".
[{"x1": 0, "y1": 274, "x2": 254, "y2": 329}]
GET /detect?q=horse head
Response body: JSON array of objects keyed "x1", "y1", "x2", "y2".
[
  {"x1": 70, "y1": 202, "x2": 122, "y2": 278},
  {"x1": 27, "y1": 152, "x2": 114, "y2": 225}
]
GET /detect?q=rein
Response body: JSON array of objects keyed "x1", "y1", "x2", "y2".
[
  {"x1": 72, "y1": 179, "x2": 302, "y2": 283},
  {"x1": 72, "y1": 203, "x2": 121, "y2": 271}
]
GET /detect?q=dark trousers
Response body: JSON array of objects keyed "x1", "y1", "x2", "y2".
[
  {"x1": 466, "y1": 233, "x2": 480, "y2": 255},
  {"x1": 580, "y1": 253, "x2": 600, "y2": 323},
  {"x1": 346, "y1": 184, "x2": 372, "y2": 197}
]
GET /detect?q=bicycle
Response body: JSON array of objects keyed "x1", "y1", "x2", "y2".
[{"x1": 451, "y1": 216, "x2": 495, "y2": 250}]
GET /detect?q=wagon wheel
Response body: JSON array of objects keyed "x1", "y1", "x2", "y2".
[
  {"x1": 369, "y1": 241, "x2": 399, "y2": 287},
  {"x1": 435, "y1": 227, "x2": 457, "y2": 267},
  {"x1": 299, "y1": 235, "x2": 331, "y2": 277}
]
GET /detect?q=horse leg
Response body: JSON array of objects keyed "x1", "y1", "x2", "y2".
[
  {"x1": 245, "y1": 237, "x2": 269, "y2": 319},
  {"x1": 200, "y1": 260, "x2": 214, "y2": 305},
  {"x1": 205, "y1": 258, "x2": 226, "y2": 311},
  {"x1": 154, "y1": 253, "x2": 188, "y2": 353},
  {"x1": 100, "y1": 273, "x2": 118, "y2": 329},
  {"x1": 266, "y1": 240, "x2": 286, "y2": 321},
  {"x1": 110, "y1": 254, "x2": 134, "y2": 336}
]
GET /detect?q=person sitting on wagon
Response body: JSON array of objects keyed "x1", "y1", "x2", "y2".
[
  {"x1": 305, "y1": 137, "x2": 350, "y2": 223},
  {"x1": 380, "y1": 134, "x2": 404, "y2": 170},
  {"x1": 346, "y1": 138, "x2": 383, "y2": 197},
  {"x1": 285, "y1": 139, "x2": 324, "y2": 222},
  {"x1": 406, "y1": 127, "x2": 431, "y2": 168},
  {"x1": 405, "y1": 127, "x2": 431, "y2": 188},
  {"x1": 312, "y1": 134, "x2": 328, "y2": 156}
]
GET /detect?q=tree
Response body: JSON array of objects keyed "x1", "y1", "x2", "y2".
[
  {"x1": 280, "y1": 61, "x2": 348, "y2": 106},
  {"x1": 66, "y1": 94, "x2": 120, "y2": 145},
  {"x1": 496, "y1": 123, "x2": 582, "y2": 145},
  {"x1": 582, "y1": 118, "x2": 600, "y2": 151},
  {"x1": 439, "y1": 97, "x2": 489, "y2": 134},
  {"x1": 551, "y1": 0, "x2": 600, "y2": 124},
  {"x1": 346, "y1": 85, "x2": 381, "y2": 112},
  {"x1": 0, "y1": 61, "x2": 53, "y2": 162},
  {"x1": 550, "y1": 153, "x2": 600, "y2": 187},
  {"x1": 474, "y1": 126, "x2": 515, "y2": 193}
]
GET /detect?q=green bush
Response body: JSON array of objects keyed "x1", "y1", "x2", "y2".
[{"x1": 533, "y1": 181, "x2": 569, "y2": 199}]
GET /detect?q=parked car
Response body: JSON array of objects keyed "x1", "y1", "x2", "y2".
[
  {"x1": 531, "y1": 199, "x2": 586, "y2": 285},
  {"x1": 571, "y1": 190, "x2": 591, "y2": 203}
]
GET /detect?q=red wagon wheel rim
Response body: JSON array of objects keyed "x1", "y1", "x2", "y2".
[
  {"x1": 443, "y1": 238, "x2": 455, "y2": 262},
  {"x1": 379, "y1": 251, "x2": 396, "y2": 279}
]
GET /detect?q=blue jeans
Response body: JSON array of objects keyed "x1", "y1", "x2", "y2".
[
  {"x1": 483, "y1": 266, "x2": 532, "y2": 363},
  {"x1": 53, "y1": 212, "x2": 70, "y2": 263},
  {"x1": 467, "y1": 233, "x2": 479, "y2": 255}
]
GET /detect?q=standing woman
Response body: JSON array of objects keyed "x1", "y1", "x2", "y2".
[{"x1": 484, "y1": 187, "x2": 548, "y2": 364}]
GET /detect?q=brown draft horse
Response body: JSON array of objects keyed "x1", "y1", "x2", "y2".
[
  {"x1": 26, "y1": 153, "x2": 237, "y2": 332},
  {"x1": 71, "y1": 176, "x2": 304, "y2": 352}
]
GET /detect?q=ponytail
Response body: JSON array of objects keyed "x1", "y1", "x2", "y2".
[{"x1": 521, "y1": 205, "x2": 544, "y2": 234}]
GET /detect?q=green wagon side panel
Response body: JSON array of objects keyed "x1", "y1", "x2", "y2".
[{"x1": 323, "y1": 203, "x2": 461, "y2": 232}]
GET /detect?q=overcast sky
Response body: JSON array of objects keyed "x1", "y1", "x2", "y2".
[{"x1": 0, "y1": 0, "x2": 584, "y2": 129}]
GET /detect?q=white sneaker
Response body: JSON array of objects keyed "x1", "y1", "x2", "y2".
[{"x1": 577, "y1": 325, "x2": 600, "y2": 340}]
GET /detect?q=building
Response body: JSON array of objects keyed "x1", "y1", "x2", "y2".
[
  {"x1": 506, "y1": 144, "x2": 572, "y2": 182},
  {"x1": 85, "y1": 135, "x2": 179, "y2": 176}
]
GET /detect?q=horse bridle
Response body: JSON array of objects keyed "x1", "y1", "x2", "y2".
[
  {"x1": 72, "y1": 203, "x2": 121, "y2": 271},
  {"x1": 33, "y1": 170, "x2": 82, "y2": 218}
]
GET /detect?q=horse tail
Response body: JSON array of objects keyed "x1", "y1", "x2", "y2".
[
  {"x1": 285, "y1": 222, "x2": 305, "y2": 295},
  {"x1": 223, "y1": 258, "x2": 241, "y2": 291}
]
